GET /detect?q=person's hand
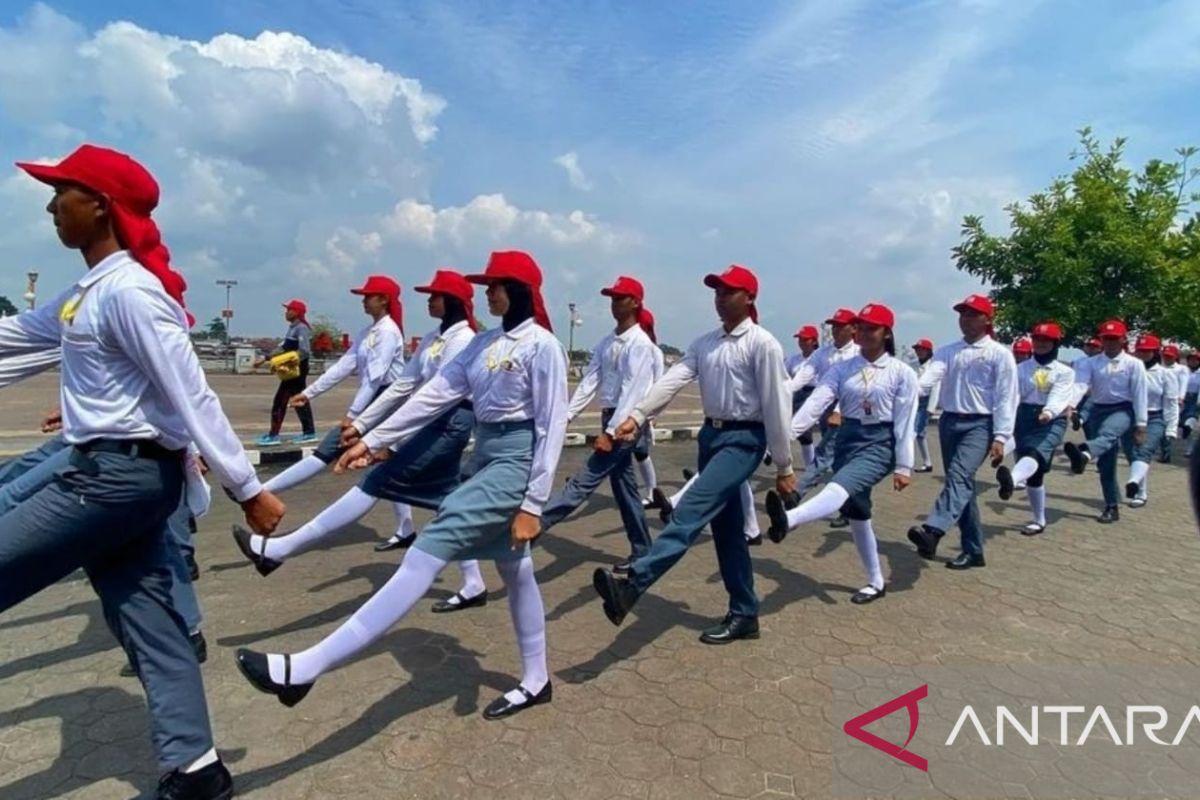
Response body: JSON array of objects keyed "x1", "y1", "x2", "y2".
[
  {"x1": 510, "y1": 510, "x2": 542, "y2": 550},
  {"x1": 289, "y1": 395, "x2": 309, "y2": 409},
  {"x1": 613, "y1": 417, "x2": 640, "y2": 443},
  {"x1": 197, "y1": 455, "x2": 210, "y2": 476},
  {"x1": 335, "y1": 441, "x2": 373, "y2": 473},
  {"x1": 1038, "y1": 411, "x2": 1052, "y2": 425},
  {"x1": 827, "y1": 411, "x2": 842, "y2": 427},
  {"x1": 1134, "y1": 427, "x2": 1147, "y2": 447},
  {"x1": 241, "y1": 490, "x2": 286, "y2": 535},
  {"x1": 593, "y1": 433, "x2": 614, "y2": 454},
  {"x1": 340, "y1": 426, "x2": 362, "y2": 448},
  {"x1": 776, "y1": 472, "x2": 797, "y2": 498},
  {"x1": 989, "y1": 441, "x2": 1006, "y2": 465},
  {"x1": 40, "y1": 406, "x2": 62, "y2": 434},
  {"x1": 340, "y1": 415, "x2": 355, "y2": 431},
  {"x1": 253, "y1": 359, "x2": 266, "y2": 370},
  {"x1": 893, "y1": 473, "x2": 912, "y2": 492}
]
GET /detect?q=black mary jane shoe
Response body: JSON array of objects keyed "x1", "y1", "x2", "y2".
[
  {"x1": 374, "y1": 533, "x2": 416, "y2": 552},
  {"x1": 746, "y1": 533, "x2": 763, "y2": 547},
  {"x1": 232, "y1": 525, "x2": 281, "y2": 577},
  {"x1": 1020, "y1": 522, "x2": 1046, "y2": 536},
  {"x1": 1063, "y1": 442, "x2": 1088, "y2": 475},
  {"x1": 851, "y1": 585, "x2": 886, "y2": 605},
  {"x1": 482, "y1": 682, "x2": 553, "y2": 721},
  {"x1": 653, "y1": 487, "x2": 674, "y2": 524},
  {"x1": 681, "y1": 468, "x2": 696, "y2": 482},
  {"x1": 235, "y1": 649, "x2": 312, "y2": 708},
  {"x1": 432, "y1": 590, "x2": 488, "y2": 613},
  {"x1": 829, "y1": 515, "x2": 850, "y2": 529},
  {"x1": 914, "y1": 465, "x2": 933, "y2": 474}
]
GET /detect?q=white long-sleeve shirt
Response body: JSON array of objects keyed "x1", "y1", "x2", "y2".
[
  {"x1": 786, "y1": 340, "x2": 859, "y2": 394},
  {"x1": 1018, "y1": 359, "x2": 1076, "y2": 420},
  {"x1": 920, "y1": 336, "x2": 1019, "y2": 443},
  {"x1": 1167, "y1": 363, "x2": 1191, "y2": 404},
  {"x1": 916, "y1": 359, "x2": 942, "y2": 403},
  {"x1": 1070, "y1": 352, "x2": 1149, "y2": 427},
  {"x1": 351, "y1": 320, "x2": 475, "y2": 435},
  {"x1": 304, "y1": 315, "x2": 405, "y2": 417},
  {"x1": 1189, "y1": 369, "x2": 1200, "y2": 396},
  {"x1": 0, "y1": 251, "x2": 261, "y2": 501},
  {"x1": 567, "y1": 325, "x2": 658, "y2": 436},
  {"x1": 0, "y1": 348, "x2": 61, "y2": 389},
  {"x1": 790, "y1": 353, "x2": 919, "y2": 475},
  {"x1": 784, "y1": 351, "x2": 815, "y2": 389},
  {"x1": 361, "y1": 318, "x2": 567, "y2": 516},
  {"x1": 1146, "y1": 364, "x2": 1181, "y2": 435},
  {"x1": 632, "y1": 318, "x2": 794, "y2": 477}
]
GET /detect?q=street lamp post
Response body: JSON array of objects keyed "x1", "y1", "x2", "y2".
[
  {"x1": 567, "y1": 302, "x2": 582, "y2": 363},
  {"x1": 24, "y1": 272, "x2": 38, "y2": 310},
  {"x1": 215, "y1": 279, "x2": 238, "y2": 345}
]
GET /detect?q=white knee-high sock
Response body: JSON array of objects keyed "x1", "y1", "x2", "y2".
[
  {"x1": 263, "y1": 455, "x2": 327, "y2": 493},
  {"x1": 1128, "y1": 460, "x2": 1150, "y2": 488},
  {"x1": 495, "y1": 555, "x2": 548, "y2": 703},
  {"x1": 741, "y1": 481, "x2": 760, "y2": 539},
  {"x1": 456, "y1": 560, "x2": 487, "y2": 598},
  {"x1": 637, "y1": 457, "x2": 657, "y2": 493},
  {"x1": 916, "y1": 437, "x2": 931, "y2": 468},
  {"x1": 1027, "y1": 485, "x2": 1047, "y2": 526},
  {"x1": 785, "y1": 483, "x2": 850, "y2": 529},
  {"x1": 392, "y1": 503, "x2": 414, "y2": 538},
  {"x1": 273, "y1": 547, "x2": 447, "y2": 685},
  {"x1": 670, "y1": 473, "x2": 699, "y2": 507},
  {"x1": 801, "y1": 442, "x2": 816, "y2": 468},
  {"x1": 1138, "y1": 473, "x2": 1149, "y2": 501},
  {"x1": 252, "y1": 486, "x2": 378, "y2": 561},
  {"x1": 1010, "y1": 457, "x2": 1040, "y2": 488},
  {"x1": 848, "y1": 518, "x2": 884, "y2": 590}
]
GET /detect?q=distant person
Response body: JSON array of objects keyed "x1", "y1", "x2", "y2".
[{"x1": 255, "y1": 299, "x2": 316, "y2": 446}]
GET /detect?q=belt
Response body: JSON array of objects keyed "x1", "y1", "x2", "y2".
[
  {"x1": 943, "y1": 411, "x2": 991, "y2": 420},
  {"x1": 704, "y1": 418, "x2": 764, "y2": 431},
  {"x1": 458, "y1": 400, "x2": 474, "y2": 411},
  {"x1": 78, "y1": 439, "x2": 185, "y2": 461}
]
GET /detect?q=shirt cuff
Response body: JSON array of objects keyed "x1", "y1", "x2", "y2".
[
  {"x1": 352, "y1": 420, "x2": 367, "y2": 435},
  {"x1": 519, "y1": 497, "x2": 544, "y2": 516},
  {"x1": 230, "y1": 475, "x2": 265, "y2": 504},
  {"x1": 362, "y1": 432, "x2": 385, "y2": 452},
  {"x1": 775, "y1": 463, "x2": 794, "y2": 478},
  {"x1": 894, "y1": 466, "x2": 912, "y2": 478},
  {"x1": 630, "y1": 409, "x2": 648, "y2": 427},
  {"x1": 992, "y1": 433, "x2": 1010, "y2": 444}
]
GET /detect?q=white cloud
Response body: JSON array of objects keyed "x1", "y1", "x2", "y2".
[{"x1": 554, "y1": 151, "x2": 593, "y2": 191}]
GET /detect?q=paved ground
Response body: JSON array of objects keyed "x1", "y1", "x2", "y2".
[{"x1": 2, "y1": 429, "x2": 1200, "y2": 799}]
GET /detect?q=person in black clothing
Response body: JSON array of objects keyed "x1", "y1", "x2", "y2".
[{"x1": 256, "y1": 299, "x2": 317, "y2": 446}]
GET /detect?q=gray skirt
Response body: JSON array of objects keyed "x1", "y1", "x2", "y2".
[
  {"x1": 1014, "y1": 402, "x2": 1068, "y2": 465},
  {"x1": 1126, "y1": 410, "x2": 1166, "y2": 463},
  {"x1": 830, "y1": 420, "x2": 895, "y2": 520},
  {"x1": 359, "y1": 404, "x2": 475, "y2": 509},
  {"x1": 413, "y1": 420, "x2": 535, "y2": 563}
]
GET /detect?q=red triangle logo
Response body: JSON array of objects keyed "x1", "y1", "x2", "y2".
[{"x1": 842, "y1": 684, "x2": 929, "y2": 771}]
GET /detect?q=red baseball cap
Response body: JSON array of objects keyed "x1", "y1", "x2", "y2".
[
  {"x1": 415, "y1": 269, "x2": 473, "y2": 304},
  {"x1": 825, "y1": 308, "x2": 857, "y2": 326},
  {"x1": 913, "y1": 338, "x2": 934, "y2": 351},
  {"x1": 465, "y1": 250, "x2": 552, "y2": 331},
  {"x1": 953, "y1": 294, "x2": 995, "y2": 317},
  {"x1": 852, "y1": 302, "x2": 894, "y2": 329},
  {"x1": 702, "y1": 264, "x2": 758, "y2": 295},
  {"x1": 1097, "y1": 319, "x2": 1127, "y2": 339},
  {"x1": 1012, "y1": 338, "x2": 1033, "y2": 355},
  {"x1": 1134, "y1": 333, "x2": 1161, "y2": 351},
  {"x1": 1163, "y1": 344, "x2": 1181, "y2": 358},
  {"x1": 600, "y1": 276, "x2": 645, "y2": 301},
  {"x1": 795, "y1": 324, "x2": 820, "y2": 340},
  {"x1": 1030, "y1": 321, "x2": 1063, "y2": 341},
  {"x1": 283, "y1": 299, "x2": 307, "y2": 316},
  {"x1": 351, "y1": 275, "x2": 401, "y2": 297},
  {"x1": 1086, "y1": 337, "x2": 1103, "y2": 348}
]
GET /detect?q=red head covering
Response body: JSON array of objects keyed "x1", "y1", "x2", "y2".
[
  {"x1": 283, "y1": 299, "x2": 309, "y2": 327},
  {"x1": 600, "y1": 276, "x2": 645, "y2": 301},
  {"x1": 351, "y1": 275, "x2": 403, "y2": 335},
  {"x1": 913, "y1": 338, "x2": 934, "y2": 351},
  {"x1": 17, "y1": 144, "x2": 191, "y2": 324},
  {"x1": 465, "y1": 250, "x2": 553, "y2": 331},
  {"x1": 1134, "y1": 333, "x2": 1162, "y2": 352},
  {"x1": 703, "y1": 264, "x2": 759, "y2": 322},
  {"x1": 954, "y1": 294, "x2": 995, "y2": 317},
  {"x1": 826, "y1": 308, "x2": 857, "y2": 326},
  {"x1": 1086, "y1": 337, "x2": 1103, "y2": 349},
  {"x1": 795, "y1": 325, "x2": 820, "y2": 341},
  {"x1": 1030, "y1": 321, "x2": 1063, "y2": 341},
  {"x1": 415, "y1": 269, "x2": 478, "y2": 331},
  {"x1": 1164, "y1": 344, "x2": 1181, "y2": 359},
  {"x1": 638, "y1": 308, "x2": 657, "y2": 343},
  {"x1": 853, "y1": 302, "x2": 895, "y2": 329},
  {"x1": 1012, "y1": 337, "x2": 1033, "y2": 355},
  {"x1": 1097, "y1": 319, "x2": 1127, "y2": 339}
]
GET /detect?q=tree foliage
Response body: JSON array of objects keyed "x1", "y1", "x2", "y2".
[
  {"x1": 0, "y1": 295, "x2": 17, "y2": 317},
  {"x1": 953, "y1": 128, "x2": 1200, "y2": 345}
]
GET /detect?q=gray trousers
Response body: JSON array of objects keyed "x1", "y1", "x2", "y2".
[
  {"x1": 926, "y1": 413, "x2": 992, "y2": 557},
  {"x1": 0, "y1": 446, "x2": 213, "y2": 771},
  {"x1": 1083, "y1": 402, "x2": 1134, "y2": 506},
  {"x1": 797, "y1": 410, "x2": 840, "y2": 496},
  {"x1": 540, "y1": 409, "x2": 652, "y2": 558}
]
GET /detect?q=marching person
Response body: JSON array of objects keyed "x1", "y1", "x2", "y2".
[
  {"x1": 234, "y1": 269, "x2": 492, "y2": 612},
  {"x1": 235, "y1": 250, "x2": 567, "y2": 721},
  {"x1": 992, "y1": 322, "x2": 1074, "y2": 535},
  {"x1": 591, "y1": 264, "x2": 795, "y2": 644},
  {"x1": 254, "y1": 299, "x2": 317, "y2": 446},
  {"x1": 1070, "y1": 337, "x2": 1103, "y2": 431},
  {"x1": 655, "y1": 468, "x2": 763, "y2": 546},
  {"x1": 1161, "y1": 344, "x2": 1189, "y2": 461},
  {"x1": 1122, "y1": 334, "x2": 1179, "y2": 508},
  {"x1": 538, "y1": 276, "x2": 658, "y2": 572},
  {"x1": 788, "y1": 324, "x2": 821, "y2": 468},
  {"x1": 764, "y1": 303, "x2": 917, "y2": 604},
  {"x1": 906, "y1": 294, "x2": 1018, "y2": 569},
  {"x1": 1063, "y1": 320, "x2": 1148, "y2": 523},
  {"x1": 1012, "y1": 337, "x2": 1032, "y2": 364},
  {"x1": 1184, "y1": 351, "x2": 1200, "y2": 446},
  {"x1": 0, "y1": 144, "x2": 285, "y2": 798},
  {"x1": 635, "y1": 309, "x2": 665, "y2": 506},
  {"x1": 913, "y1": 337, "x2": 939, "y2": 473}
]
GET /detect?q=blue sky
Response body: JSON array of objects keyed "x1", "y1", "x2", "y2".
[{"x1": 1, "y1": 0, "x2": 1198, "y2": 350}]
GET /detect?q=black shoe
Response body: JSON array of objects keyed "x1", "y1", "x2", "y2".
[
  {"x1": 482, "y1": 682, "x2": 553, "y2": 721},
  {"x1": 234, "y1": 649, "x2": 312, "y2": 707},
  {"x1": 995, "y1": 465, "x2": 1014, "y2": 500},
  {"x1": 746, "y1": 534, "x2": 763, "y2": 547},
  {"x1": 155, "y1": 760, "x2": 234, "y2": 800},
  {"x1": 765, "y1": 490, "x2": 789, "y2": 543},
  {"x1": 914, "y1": 465, "x2": 933, "y2": 474},
  {"x1": 1064, "y1": 442, "x2": 1088, "y2": 475},
  {"x1": 1125, "y1": 480, "x2": 1140, "y2": 500},
  {"x1": 829, "y1": 515, "x2": 849, "y2": 529},
  {"x1": 1098, "y1": 506, "x2": 1120, "y2": 524},
  {"x1": 851, "y1": 586, "x2": 886, "y2": 605},
  {"x1": 946, "y1": 552, "x2": 986, "y2": 570},
  {"x1": 907, "y1": 525, "x2": 942, "y2": 560},
  {"x1": 699, "y1": 614, "x2": 759, "y2": 645},
  {"x1": 763, "y1": 453, "x2": 773, "y2": 466},
  {"x1": 123, "y1": 631, "x2": 208, "y2": 678},
  {"x1": 782, "y1": 490, "x2": 801, "y2": 510},
  {"x1": 185, "y1": 554, "x2": 200, "y2": 582},
  {"x1": 682, "y1": 468, "x2": 695, "y2": 481},
  {"x1": 1159, "y1": 453, "x2": 1172, "y2": 464},
  {"x1": 232, "y1": 525, "x2": 280, "y2": 577},
  {"x1": 640, "y1": 496, "x2": 660, "y2": 510},
  {"x1": 1071, "y1": 411, "x2": 1082, "y2": 431},
  {"x1": 653, "y1": 487, "x2": 673, "y2": 524},
  {"x1": 431, "y1": 590, "x2": 488, "y2": 613},
  {"x1": 612, "y1": 560, "x2": 633, "y2": 575},
  {"x1": 592, "y1": 568, "x2": 638, "y2": 626},
  {"x1": 374, "y1": 533, "x2": 416, "y2": 552}
]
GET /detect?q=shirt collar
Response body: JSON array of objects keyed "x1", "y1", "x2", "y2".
[
  {"x1": 613, "y1": 323, "x2": 641, "y2": 342},
  {"x1": 961, "y1": 334, "x2": 993, "y2": 349},
  {"x1": 721, "y1": 317, "x2": 755, "y2": 339},
  {"x1": 438, "y1": 320, "x2": 470, "y2": 340},
  {"x1": 78, "y1": 250, "x2": 134, "y2": 289},
  {"x1": 861, "y1": 352, "x2": 892, "y2": 368},
  {"x1": 835, "y1": 340, "x2": 856, "y2": 355},
  {"x1": 503, "y1": 317, "x2": 537, "y2": 340}
]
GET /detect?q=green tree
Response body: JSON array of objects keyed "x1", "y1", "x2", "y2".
[
  {"x1": 953, "y1": 128, "x2": 1200, "y2": 344},
  {"x1": 206, "y1": 317, "x2": 227, "y2": 340},
  {"x1": 0, "y1": 295, "x2": 17, "y2": 317}
]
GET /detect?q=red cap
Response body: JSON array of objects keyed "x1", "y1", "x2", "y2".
[
  {"x1": 1012, "y1": 338, "x2": 1033, "y2": 355},
  {"x1": 350, "y1": 275, "x2": 403, "y2": 334},
  {"x1": 1086, "y1": 337, "x2": 1103, "y2": 348},
  {"x1": 825, "y1": 308, "x2": 857, "y2": 326},
  {"x1": 953, "y1": 294, "x2": 995, "y2": 317},
  {"x1": 703, "y1": 264, "x2": 759, "y2": 322},
  {"x1": 283, "y1": 299, "x2": 307, "y2": 316},
  {"x1": 795, "y1": 325, "x2": 820, "y2": 341},
  {"x1": 852, "y1": 302, "x2": 894, "y2": 329},
  {"x1": 1163, "y1": 344, "x2": 1180, "y2": 358},
  {"x1": 600, "y1": 276, "x2": 645, "y2": 301},
  {"x1": 1134, "y1": 333, "x2": 1161, "y2": 351},
  {"x1": 1030, "y1": 321, "x2": 1063, "y2": 341},
  {"x1": 913, "y1": 338, "x2": 934, "y2": 351},
  {"x1": 415, "y1": 269, "x2": 478, "y2": 331},
  {"x1": 465, "y1": 250, "x2": 553, "y2": 331},
  {"x1": 1097, "y1": 319, "x2": 1127, "y2": 338},
  {"x1": 17, "y1": 144, "x2": 190, "y2": 324}
]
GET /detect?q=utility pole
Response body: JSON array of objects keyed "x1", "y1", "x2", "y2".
[
  {"x1": 215, "y1": 279, "x2": 238, "y2": 345},
  {"x1": 24, "y1": 271, "x2": 38, "y2": 310},
  {"x1": 567, "y1": 302, "x2": 582, "y2": 363}
]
